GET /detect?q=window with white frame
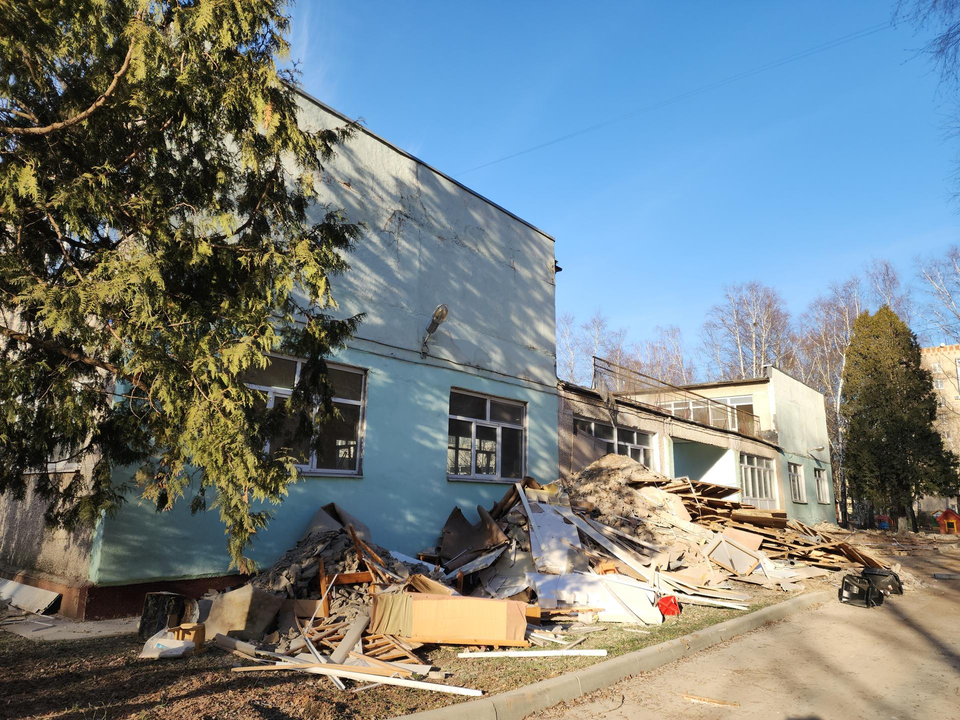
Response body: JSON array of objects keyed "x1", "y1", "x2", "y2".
[
  {"x1": 815, "y1": 468, "x2": 830, "y2": 504},
  {"x1": 573, "y1": 418, "x2": 615, "y2": 454},
  {"x1": 740, "y1": 453, "x2": 776, "y2": 509},
  {"x1": 935, "y1": 379, "x2": 945, "y2": 390},
  {"x1": 616, "y1": 428, "x2": 654, "y2": 467},
  {"x1": 245, "y1": 356, "x2": 366, "y2": 474},
  {"x1": 662, "y1": 395, "x2": 755, "y2": 434},
  {"x1": 574, "y1": 418, "x2": 654, "y2": 468},
  {"x1": 789, "y1": 462, "x2": 806, "y2": 503},
  {"x1": 934, "y1": 362, "x2": 943, "y2": 373},
  {"x1": 447, "y1": 390, "x2": 525, "y2": 480}
]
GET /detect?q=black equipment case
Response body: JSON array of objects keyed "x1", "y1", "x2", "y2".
[
  {"x1": 860, "y1": 567, "x2": 904, "y2": 596},
  {"x1": 838, "y1": 574, "x2": 885, "y2": 608}
]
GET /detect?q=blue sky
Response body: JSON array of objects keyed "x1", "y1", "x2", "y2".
[{"x1": 288, "y1": 1, "x2": 959, "y2": 348}]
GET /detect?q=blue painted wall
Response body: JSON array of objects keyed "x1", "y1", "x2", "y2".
[
  {"x1": 673, "y1": 442, "x2": 732, "y2": 486},
  {"x1": 88, "y1": 95, "x2": 561, "y2": 586},
  {"x1": 779, "y1": 451, "x2": 835, "y2": 526},
  {"x1": 90, "y1": 345, "x2": 559, "y2": 585}
]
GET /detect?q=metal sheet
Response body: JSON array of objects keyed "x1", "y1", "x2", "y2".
[{"x1": 0, "y1": 579, "x2": 60, "y2": 614}]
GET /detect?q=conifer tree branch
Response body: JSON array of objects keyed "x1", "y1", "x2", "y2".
[
  {"x1": 0, "y1": 40, "x2": 136, "y2": 137},
  {"x1": 0, "y1": 324, "x2": 148, "y2": 393}
]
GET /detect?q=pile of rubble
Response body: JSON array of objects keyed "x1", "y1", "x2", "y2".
[{"x1": 137, "y1": 456, "x2": 890, "y2": 697}]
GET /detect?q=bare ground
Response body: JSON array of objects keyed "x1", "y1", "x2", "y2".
[
  {"x1": 0, "y1": 578, "x2": 832, "y2": 720},
  {"x1": 533, "y1": 548, "x2": 960, "y2": 720}
]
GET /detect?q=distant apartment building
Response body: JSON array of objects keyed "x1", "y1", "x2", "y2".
[
  {"x1": 559, "y1": 362, "x2": 836, "y2": 526},
  {"x1": 918, "y1": 344, "x2": 960, "y2": 514}
]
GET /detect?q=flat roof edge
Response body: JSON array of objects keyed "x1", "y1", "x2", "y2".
[
  {"x1": 558, "y1": 380, "x2": 780, "y2": 450},
  {"x1": 677, "y1": 377, "x2": 769, "y2": 392},
  {"x1": 292, "y1": 87, "x2": 556, "y2": 243}
]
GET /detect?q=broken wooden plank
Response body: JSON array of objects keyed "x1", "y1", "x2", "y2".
[
  {"x1": 329, "y1": 571, "x2": 374, "y2": 585},
  {"x1": 457, "y1": 649, "x2": 607, "y2": 658},
  {"x1": 329, "y1": 614, "x2": 370, "y2": 665},
  {"x1": 443, "y1": 545, "x2": 507, "y2": 580},
  {"x1": 553, "y1": 507, "x2": 654, "y2": 582},
  {"x1": 233, "y1": 664, "x2": 482, "y2": 696},
  {"x1": 233, "y1": 661, "x2": 399, "y2": 677}
]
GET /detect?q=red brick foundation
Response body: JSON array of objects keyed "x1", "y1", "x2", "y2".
[{"x1": 0, "y1": 567, "x2": 248, "y2": 620}]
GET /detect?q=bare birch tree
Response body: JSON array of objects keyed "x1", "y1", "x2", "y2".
[
  {"x1": 632, "y1": 326, "x2": 696, "y2": 385},
  {"x1": 556, "y1": 312, "x2": 587, "y2": 385},
  {"x1": 699, "y1": 282, "x2": 796, "y2": 380},
  {"x1": 918, "y1": 246, "x2": 960, "y2": 342},
  {"x1": 867, "y1": 258, "x2": 912, "y2": 323},
  {"x1": 555, "y1": 310, "x2": 631, "y2": 387}
]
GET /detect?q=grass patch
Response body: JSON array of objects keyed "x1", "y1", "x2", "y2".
[{"x1": 0, "y1": 581, "x2": 827, "y2": 720}]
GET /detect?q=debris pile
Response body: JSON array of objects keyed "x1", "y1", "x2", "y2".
[{"x1": 137, "y1": 455, "x2": 889, "y2": 698}]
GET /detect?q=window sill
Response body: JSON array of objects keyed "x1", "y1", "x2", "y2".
[
  {"x1": 447, "y1": 475, "x2": 518, "y2": 485},
  {"x1": 23, "y1": 466, "x2": 81, "y2": 475},
  {"x1": 792, "y1": 500, "x2": 808, "y2": 505},
  {"x1": 299, "y1": 472, "x2": 363, "y2": 480}
]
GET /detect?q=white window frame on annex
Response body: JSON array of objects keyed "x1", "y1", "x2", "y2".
[
  {"x1": 814, "y1": 467, "x2": 830, "y2": 504},
  {"x1": 739, "y1": 453, "x2": 777, "y2": 509},
  {"x1": 447, "y1": 389, "x2": 526, "y2": 483},
  {"x1": 788, "y1": 462, "x2": 806, "y2": 503},
  {"x1": 573, "y1": 417, "x2": 656, "y2": 469},
  {"x1": 661, "y1": 394, "x2": 755, "y2": 434},
  {"x1": 245, "y1": 355, "x2": 367, "y2": 476}
]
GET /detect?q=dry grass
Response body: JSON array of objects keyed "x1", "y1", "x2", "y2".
[{"x1": 0, "y1": 578, "x2": 840, "y2": 720}]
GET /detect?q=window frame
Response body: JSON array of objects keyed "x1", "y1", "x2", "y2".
[
  {"x1": 788, "y1": 462, "x2": 806, "y2": 503},
  {"x1": 245, "y1": 355, "x2": 367, "y2": 477},
  {"x1": 447, "y1": 389, "x2": 526, "y2": 483},
  {"x1": 814, "y1": 468, "x2": 830, "y2": 504},
  {"x1": 663, "y1": 395, "x2": 755, "y2": 434},
  {"x1": 573, "y1": 417, "x2": 656, "y2": 469},
  {"x1": 739, "y1": 453, "x2": 777, "y2": 509}
]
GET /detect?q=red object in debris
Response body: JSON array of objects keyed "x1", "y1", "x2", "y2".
[{"x1": 657, "y1": 595, "x2": 680, "y2": 616}]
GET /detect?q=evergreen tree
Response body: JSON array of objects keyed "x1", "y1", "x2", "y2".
[
  {"x1": 840, "y1": 307, "x2": 958, "y2": 530},
  {"x1": 0, "y1": 1, "x2": 361, "y2": 569}
]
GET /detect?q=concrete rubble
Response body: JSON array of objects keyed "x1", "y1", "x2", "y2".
[{"x1": 134, "y1": 454, "x2": 894, "y2": 698}]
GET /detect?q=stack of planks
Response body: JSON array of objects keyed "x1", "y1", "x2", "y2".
[
  {"x1": 628, "y1": 475, "x2": 885, "y2": 569},
  {"x1": 696, "y1": 512, "x2": 884, "y2": 569}
]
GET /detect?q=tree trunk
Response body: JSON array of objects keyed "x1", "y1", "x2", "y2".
[
  {"x1": 839, "y1": 471, "x2": 849, "y2": 528},
  {"x1": 896, "y1": 505, "x2": 909, "y2": 534},
  {"x1": 909, "y1": 504, "x2": 919, "y2": 534}
]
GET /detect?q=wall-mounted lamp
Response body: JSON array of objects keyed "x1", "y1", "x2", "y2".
[
  {"x1": 420, "y1": 304, "x2": 449, "y2": 358},
  {"x1": 808, "y1": 445, "x2": 825, "y2": 454}
]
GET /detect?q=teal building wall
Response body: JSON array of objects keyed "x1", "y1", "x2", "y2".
[
  {"x1": 91, "y1": 345, "x2": 559, "y2": 585},
  {"x1": 87, "y1": 93, "x2": 561, "y2": 586}
]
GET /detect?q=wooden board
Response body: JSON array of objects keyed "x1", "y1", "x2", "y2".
[
  {"x1": 704, "y1": 536, "x2": 760, "y2": 576},
  {"x1": 721, "y1": 527, "x2": 764, "y2": 552}
]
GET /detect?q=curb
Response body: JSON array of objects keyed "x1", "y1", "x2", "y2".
[{"x1": 394, "y1": 590, "x2": 832, "y2": 720}]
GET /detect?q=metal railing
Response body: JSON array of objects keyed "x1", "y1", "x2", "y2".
[{"x1": 592, "y1": 357, "x2": 762, "y2": 439}]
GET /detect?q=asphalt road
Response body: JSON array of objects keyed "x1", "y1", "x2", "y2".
[{"x1": 536, "y1": 551, "x2": 960, "y2": 720}]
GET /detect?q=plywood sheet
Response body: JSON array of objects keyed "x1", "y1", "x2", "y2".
[
  {"x1": 722, "y1": 527, "x2": 764, "y2": 552},
  {"x1": 526, "y1": 502, "x2": 582, "y2": 574}
]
